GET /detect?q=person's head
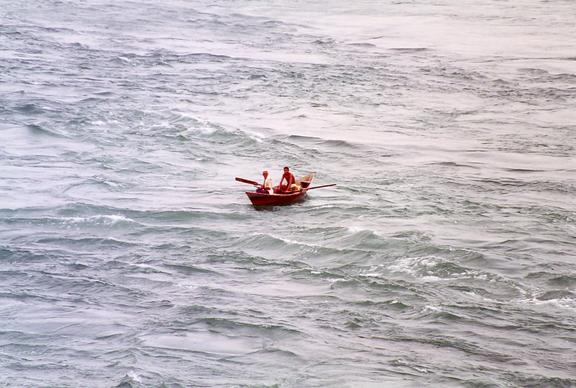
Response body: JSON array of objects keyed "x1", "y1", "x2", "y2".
[
  {"x1": 283, "y1": 166, "x2": 290, "y2": 173},
  {"x1": 262, "y1": 170, "x2": 269, "y2": 178}
]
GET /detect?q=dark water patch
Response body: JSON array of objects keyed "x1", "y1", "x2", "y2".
[
  {"x1": 391, "y1": 47, "x2": 429, "y2": 52},
  {"x1": 339, "y1": 308, "x2": 384, "y2": 329},
  {"x1": 178, "y1": 304, "x2": 241, "y2": 318},
  {"x1": 427, "y1": 161, "x2": 481, "y2": 169},
  {"x1": 207, "y1": 251, "x2": 297, "y2": 269},
  {"x1": 474, "y1": 177, "x2": 532, "y2": 188},
  {"x1": 26, "y1": 123, "x2": 67, "y2": 138},
  {"x1": 1, "y1": 214, "x2": 139, "y2": 230},
  {"x1": 330, "y1": 275, "x2": 431, "y2": 302},
  {"x1": 514, "y1": 313, "x2": 576, "y2": 335},
  {"x1": 0, "y1": 246, "x2": 61, "y2": 263},
  {"x1": 0, "y1": 290, "x2": 65, "y2": 304},
  {"x1": 189, "y1": 317, "x2": 302, "y2": 338},
  {"x1": 506, "y1": 374, "x2": 576, "y2": 388},
  {"x1": 141, "y1": 208, "x2": 247, "y2": 223},
  {"x1": 162, "y1": 263, "x2": 222, "y2": 276},
  {"x1": 348, "y1": 42, "x2": 377, "y2": 48},
  {"x1": 502, "y1": 168, "x2": 549, "y2": 173},
  {"x1": 547, "y1": 275, "x2": 576, "y2": 288},
  {"x1": 76, "y1": 96, "x2": 111, "y2": 104},
  {"x1": 536, "y1": 290, "x2": 576, "y2": 302},
  {"x1": 65, "y1": 262, "x2": 90, "y2": 271},
  {"x1": 354, "y1": 299, "x2": 412, "y2": 311},
  {"x1": 313, "y1": 37, "x2": 336, "y2": 46},
  {"x1": 388, "y1": 333, "x2": 518, "y2": 364},
  {"x1": 14, "y1": 103, "x2": 45, "y2": 114},
  {"x1": 36, "y1": 236, "x2": 137, "y2": 251},
  {"x1": 165, "y1": 51, "x2": 234, "y2": 64}
]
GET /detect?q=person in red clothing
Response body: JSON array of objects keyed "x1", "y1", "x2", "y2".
[{"x1": 277, "y1": 166, "x2": 297, "y2": 193}]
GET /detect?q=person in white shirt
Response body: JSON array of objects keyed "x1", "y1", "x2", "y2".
[{"x1": 257, "y1": 170, "x2": 273, "y2": 194}]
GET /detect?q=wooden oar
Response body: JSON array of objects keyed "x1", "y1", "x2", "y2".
[
  {"x1": 305, "y1": 184, "x2": 336, "y2": 190},
  {"x1": 235, "y1": 177, "x2": 260, "y2": 186}
]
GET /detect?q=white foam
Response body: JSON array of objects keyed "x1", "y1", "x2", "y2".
[
  {"x1": 388, "y1": 255, "x2": 485, "y2": 282},
  {"x1": 518, "y1": 295, "x2": 576, "y2": 311},
  {"x1": 56, "y1": 215, "x2": 134, "y2": 226}
]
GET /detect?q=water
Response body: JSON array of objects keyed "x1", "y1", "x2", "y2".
[{"x1": 1, "y1": 0, "x2": 575, "y2": 386}]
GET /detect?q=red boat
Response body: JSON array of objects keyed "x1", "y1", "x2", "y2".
[{"x1": 246, "y1": 173, "x2": 315, "y2": 207}]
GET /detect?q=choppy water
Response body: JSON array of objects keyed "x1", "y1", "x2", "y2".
[{"x1": 1, "y1": 0, "x2": 576, "y2": 386}]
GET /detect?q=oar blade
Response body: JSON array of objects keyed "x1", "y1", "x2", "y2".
[{"x1": 235, "y1": 177, "x2": 260, "y2": 186}]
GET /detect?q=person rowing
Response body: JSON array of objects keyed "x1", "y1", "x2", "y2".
[
  {"x1": 256, "y1": 169, "x2": 273, "y2": 194},
  {"x1": 277, "y1": 166, "x2": 299, "y2": 193}
]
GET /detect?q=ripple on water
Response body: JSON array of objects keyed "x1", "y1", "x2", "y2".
[{"x1": 143, "y1": 331, "x2": 263, "y2": 356}]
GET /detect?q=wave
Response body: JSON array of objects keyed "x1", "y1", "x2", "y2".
[
  {"x1": 14, "y1": 103, "x2": 45, "y2": 114},
  {"x1": 26, "y1": 124, "x2": 67, "y2": 138},
  {"x1": 521, "y1": 290, "x2": 576, "y2": 310},
  {"x1": 114, "y1": 372, "x2": 143, "y2": 388},
  {"x1": 112, "y1": 51, "x2": 234, "y2": 67},
  {"x1": 536, "y1": 290, "x2": 576, "y2": 301},
  {"x1": 510, "y1": 375, "x2": 576, "y2": 388},
  {"x1": 35, "y1": 236, "x2": 138, "y2": 249},
  {"x1": 0, "y1": 214, "x2": 137, "y2": 230},
  {"x1": 232, "y1": 232, "x2": 375, "y2": 264},
  {"x1": 547, "y1": 275, "x2": 576, "y2": 288},
  {"x1": 29, "y1": 203, "x2": 246, "y2": 224},
  {"x1": 192, "y1": 317, "x2": 302, "y2": 337},
  {"x1": 162, "y1": 263, "x2": 221, "y2": 276},
  {"x1": 0, "y1": 246, "x2": 54, "y2": 263},
  {"x1": 284, "y1": 134, "x2": 360, "y2": 149},
  {"x1": 426, "y1": 161, "x2": 480, "y2": 169},
  {"x1": 387, "y1": 255, "x2": 490, "y2": 282},
  {"x1": 390, "y1": 47, "x2": 429, "y2": 53},
  {"x1": 60, "y1": 214, "x2": 134, "y2": 225}
]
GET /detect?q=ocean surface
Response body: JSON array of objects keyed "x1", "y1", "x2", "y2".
[{"x1": 1, "y1": 0, "x2": 575, "y2": 386}]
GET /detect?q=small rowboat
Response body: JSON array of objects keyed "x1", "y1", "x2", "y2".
[{"x1": 246, "y1": 173, "x2": 315, "y2": 207}]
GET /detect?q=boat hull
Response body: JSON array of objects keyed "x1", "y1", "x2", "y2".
[{"x1": 245, "y1": 190, "x2": 308, "y2": 206}]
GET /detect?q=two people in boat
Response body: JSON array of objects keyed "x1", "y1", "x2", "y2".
[{"x1": 256, "y1": 166, "x2": 300, "y2": 194}]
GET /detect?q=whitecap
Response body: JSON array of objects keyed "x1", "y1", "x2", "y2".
[{"x1": 56, "y1": 214, "x2": 135, "y2": 226}]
